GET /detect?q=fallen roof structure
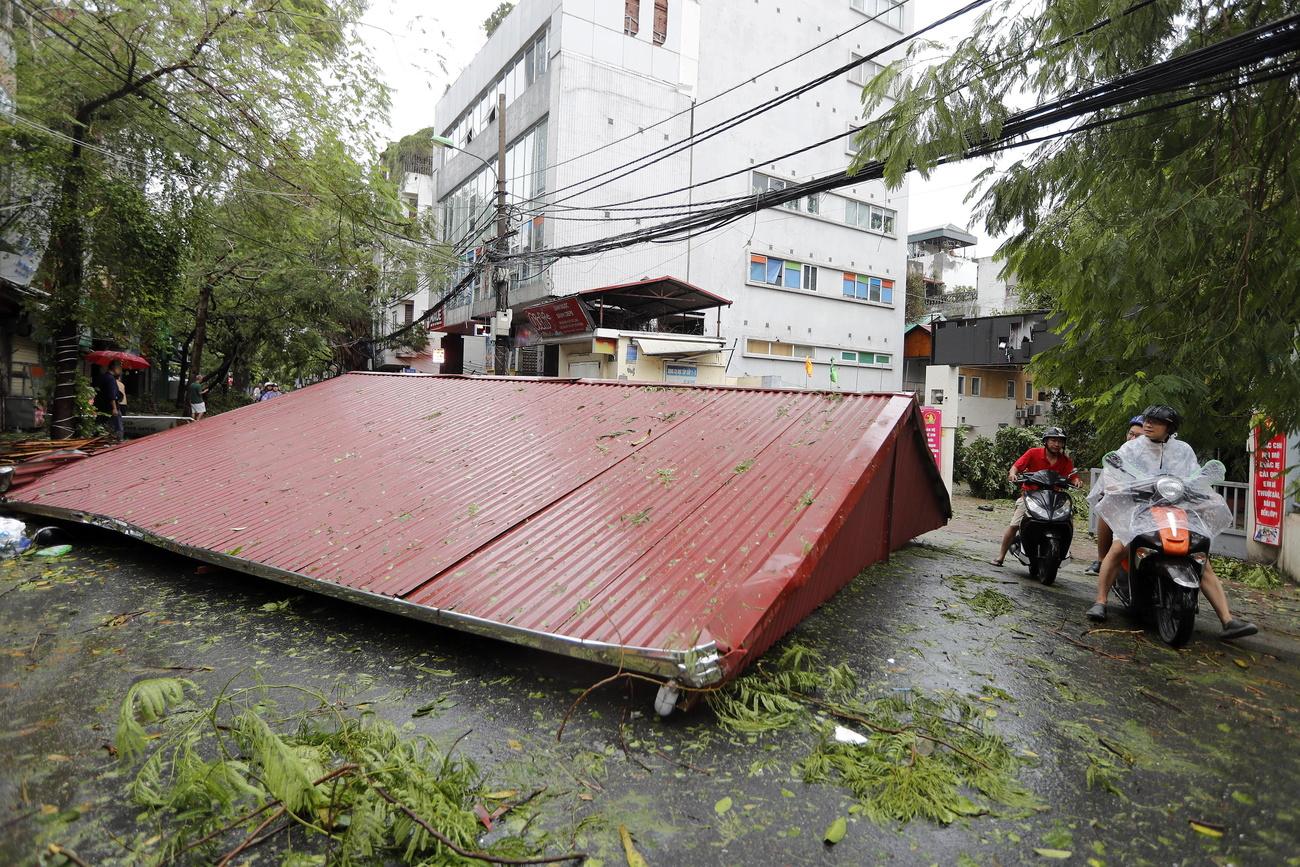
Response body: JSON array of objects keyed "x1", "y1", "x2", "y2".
[{"x1": 2, "y1": 374, "x2": 949, "y2": 687}]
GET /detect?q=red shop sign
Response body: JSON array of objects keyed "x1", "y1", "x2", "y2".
[
  {"x1": 523, "y1": 297, "x2": 593, "y2": 338},
  {"x1": 1252, "y1": 426, "x2": 1286, "y2": 547},
  {"x1": 921, "y1": 406, "x2": 942, "y2": 467}
]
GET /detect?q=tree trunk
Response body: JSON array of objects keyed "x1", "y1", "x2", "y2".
[
  {"x1": 188, "y1": 280, "x2": 213, "y2": 385},
  {"x1": 48, "y1": 129, "x2": 89, "y2": 440},
  {"x1": 175, "y1": 327, "x2": 194, "y2": 412}
]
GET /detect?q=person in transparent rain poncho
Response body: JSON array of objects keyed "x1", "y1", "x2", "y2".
[{"x1": 1087, "y1": 406, "x2": 1258, "y2": 640}]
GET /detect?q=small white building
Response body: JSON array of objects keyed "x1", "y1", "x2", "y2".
[
  {"x1": 377, "y1": 151, "x2": 442, "y2": 372},
  {"x1": 975, "y1": 255, "x2": 1023, "y2": 315},
  {"x1": 429, "y1": 0, "x2": 913, "y2": 390}
]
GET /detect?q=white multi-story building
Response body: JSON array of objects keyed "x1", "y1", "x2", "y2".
[
  {"x1": 376, "y1": 154, "x2": 441, "y2": 372},
  {"x1": 431, "y1": 0, "x2": 913, "y2": 390}
]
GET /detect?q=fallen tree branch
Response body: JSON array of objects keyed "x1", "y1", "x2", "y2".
[
  {"x1": 797, "y1": 694, "x2": 994, "y2": 771},
  {"x1": 46, "y1": 843, "x2": 91, "y2": 867},
  {"x1": 173, "y1": 763, "x2": 358, "y2": 863},
  {"x1": 215, "y1": 806, "x2": 285, "y2": 867},
  {"x1": 367, "y1": 782, "x2": 586, "y2": 865},
  {"x1": 1053, "y1": 629, "x2": 1133, "y2": 662},
  {"x1": 1138, "y1": 687, "x2": 1184, "y2": 714}
]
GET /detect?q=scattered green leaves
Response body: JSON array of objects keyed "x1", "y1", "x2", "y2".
[
  {"x1": 622, "y1": 508, "x2": 651, "y2": 526},
  {"x1": 708, "y1": 644, "x2": 1042, "y2": 826},
  {"x1": 115, "y1": 676, "x2": 566, "y2": 863}
]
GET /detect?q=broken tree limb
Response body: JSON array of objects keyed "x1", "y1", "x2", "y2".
[{"x1": 367, "y1": 782, "x2": 586, "y2": 865}]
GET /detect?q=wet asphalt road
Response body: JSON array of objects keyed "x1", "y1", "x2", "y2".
[{"x1": 1, "y1": 494, "x2": 1298, "y2": 866}]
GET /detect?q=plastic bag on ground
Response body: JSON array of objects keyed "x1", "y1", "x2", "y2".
[{"x1": 0, "y1": 516, "x2": 31, "y2": 558}]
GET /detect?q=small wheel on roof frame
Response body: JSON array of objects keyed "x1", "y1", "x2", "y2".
[{"x1": 654, "y1": 680, "x2": 681, "y2": 717}]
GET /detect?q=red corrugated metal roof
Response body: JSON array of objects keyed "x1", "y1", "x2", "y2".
[{"x1": 3, "y1": 374, "x2": 949, "y2": 685}]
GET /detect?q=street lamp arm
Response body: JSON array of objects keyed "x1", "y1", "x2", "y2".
[{"x1": 431, "y1": 133, "x2": 497, "y2": 179}]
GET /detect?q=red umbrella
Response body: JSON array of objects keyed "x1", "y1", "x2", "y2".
[{"x1": 85, "y1": 350, "x2": 150, "y2": 370}]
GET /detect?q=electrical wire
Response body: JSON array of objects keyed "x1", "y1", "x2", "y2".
[
  {"x1": 532, "y1": 0, "x2": 995, "y2": 209},
  {"x1": 512, "y1": 0, "x2": 1172, "y2": 221},
  {"x1": 13, "y1": 0, "x2": 436, "y2": 251},
  {"x1": 491, "y1": 0, "x2": 912, "y2": 184},
  {"x1": 494, "y1": 12, "x2": 1300, "y2": 266}
]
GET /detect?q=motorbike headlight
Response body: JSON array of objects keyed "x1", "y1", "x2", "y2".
[
  {"x1": 1050, "y1": 503, "x2": 1073, "y2": 520},
  {"x1": 1155, "y1": 477, "x2": 1186, "y2": 502}
]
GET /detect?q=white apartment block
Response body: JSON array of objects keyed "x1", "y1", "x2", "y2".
[{"x1": 432, "y1": 0, "x2": 913, "y2": 390}]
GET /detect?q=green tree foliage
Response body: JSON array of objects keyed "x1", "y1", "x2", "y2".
[
  {"x1": 956, "y1": 426, "x2": 1043, "y2": 499},
  {"x1": 6, "y1": 0, "x2": 428, "y2": 434},
  {"x1": 114, "y1": 677, "x2": 571, "y2": 864},
  {"x1": 483, "y1": 2, "x2": 515, "y2": 37},
  {"x1": 852, "y1": 0, "x2": 1300, "y2": 447},
  {"x1": 179, "y1": 138, "x2": 448, "y2": 395},
  {"x1": 382, "y1": 126, "x2": 435, "y2": 180},
  {"x1": 905, "y1": 269, "x2": 928, "y2": 322}
]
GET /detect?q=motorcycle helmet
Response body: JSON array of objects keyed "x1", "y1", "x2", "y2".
[
  {"x1": 1041, "y1": 426, "x2": 1066, "y2": 442},
  {"x1": 1141, "y1": 405, "x2": 1180, "y2": 434},
  {"x1": 1129, "y1": 415, "x2": 1144, "y2": 425}
]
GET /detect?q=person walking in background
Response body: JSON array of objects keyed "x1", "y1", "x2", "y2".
[
  {"x1": 115, "y1": 369, "x2": 128, "y2": 417},
  {"x1": 94, "y1": 360, "x2": 124, "y2": 441},
  {"x1": 188, "y1": 374, "x2": 210, "y2": 421}
]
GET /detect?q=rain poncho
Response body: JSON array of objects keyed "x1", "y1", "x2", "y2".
[{"x1": 1094, "y1": 436, "x2": 1233, "y2": 545}]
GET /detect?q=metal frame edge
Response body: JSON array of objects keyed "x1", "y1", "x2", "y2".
[{"x1": 1, "y1": 500, "x2": 724, "y2": 687}]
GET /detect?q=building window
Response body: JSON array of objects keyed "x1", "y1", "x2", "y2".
[
  {"x1": 750, "y1": 254, "x2": 816, "y2": 291},
  {"x1": 653, "y1": 0, "x2": 668, "y2": 45},
  {"x1": 970, "y1": 376, "x2": 982, "y2": 396},
  {"x1": 841, "y1": 272, "x2": 895, "y2": 304},
  {"x1": 850, "y1": 0, "x2": 904, "y2": 30},
  {"x1": 1006, "y1": 379, "x2": 1015, "y2": 399},
  {"x1": 848, "y1": 52, "x2": 885, "y2": 87},
  {"x1": 440, "y1": 27, "x2": 549, "y2": 150},
  {"x1": 843, "y1": 199, "x2": 897, "y2": 236},
  {"x1": 1025, "y1": 380, "x2": 1033, "y2": 400},
  {"x1": 803, "y1": 263, "x2": 818, "y2": 291},
  {"x1": 839, "y1": 351, "x2": 892, "y2": 367},
  {"x1": 442, "y1": 118, "x2": 549, "y2": 285},
  {"x1": 402, "y1": 300, "x2": 415, "y2": 325},
  {"x1": 746, "y1": 340, "x2": 814, "y2": 359},
  {"x1": 625, "y1": 0, "x2": 640, "y2": 35},
  {"x1": 957, "y1": 375, "x2": 965, "y2": 395}
]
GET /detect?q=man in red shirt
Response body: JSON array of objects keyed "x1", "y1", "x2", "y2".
[{"x1": 992, "y1": 427, "x2": 1080, "y2": 566}]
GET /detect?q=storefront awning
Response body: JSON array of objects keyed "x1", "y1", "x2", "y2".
[{"x1": 634, "y1": 338, "x2": 721, "y2": 358}]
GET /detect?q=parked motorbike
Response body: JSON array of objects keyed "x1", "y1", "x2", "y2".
[
  {"x1": 1096, "y1": 453, "x2": 1232, "y2": 647},
  {"x1": 1009, "y1": 469, "x2": 1075, "y2": 586}
]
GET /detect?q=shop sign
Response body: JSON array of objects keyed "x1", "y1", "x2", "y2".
[
  {"x1": 921, "y1": 406, "x2": 942, "y2": 467},
  {"x1": 1253, "y1": 426, "x2": 1286, "y2": 546}
]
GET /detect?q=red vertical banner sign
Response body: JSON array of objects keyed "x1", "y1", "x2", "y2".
[
  {"x1": 921, "y1": 407, "x2": 943, "y2": 467},
  {"x1": 1253, "y1": 426, "x2": 1286, "y2": 546}
]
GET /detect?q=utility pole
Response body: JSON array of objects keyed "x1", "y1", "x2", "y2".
[{"x1": 492, "y1": 92, "x2": 511, "y2": 376}]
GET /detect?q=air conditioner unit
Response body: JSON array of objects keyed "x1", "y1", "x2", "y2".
[
  {"x1": 1015, "y1": 409, "x2": 1025, "y2": 419},
  {"x1": 1026, "y1": 404, "x2": 1040, "y2": 417}
]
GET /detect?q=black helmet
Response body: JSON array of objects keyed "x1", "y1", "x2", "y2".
[
  {"x1": 1042, "y1": 426, "x2": 1066, "y2": 442},
  {"x1": 1141, "y1": 405, "x2": 1180, "y2": 433}
]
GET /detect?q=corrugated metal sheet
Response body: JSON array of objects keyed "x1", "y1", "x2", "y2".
[{"x1": 3, "y1": 373, "x2": 950, "y2": 685}]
